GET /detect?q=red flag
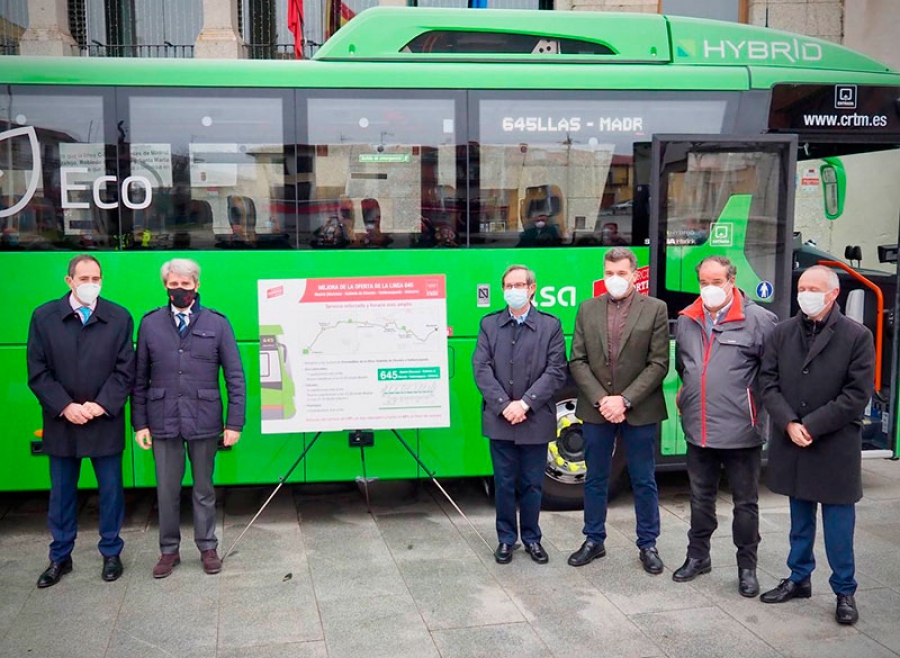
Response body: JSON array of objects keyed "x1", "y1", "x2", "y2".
[{"x1": 288, "y1": 0, "x2": 304, "y2": 59}]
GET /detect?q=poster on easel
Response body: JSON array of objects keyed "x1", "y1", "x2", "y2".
[{"x1": 258, "y1": 274, "x2": 449, "y2": 433}]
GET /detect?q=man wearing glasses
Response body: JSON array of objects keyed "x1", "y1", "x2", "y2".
[{"x1": 472, "y1": 265, "x2": 567, "y2": 564}]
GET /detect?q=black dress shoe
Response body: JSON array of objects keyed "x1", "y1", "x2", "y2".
[
  {"x1": 102, "y1": 555, "x2": 123, "y2": 582},
  {"x1": 494, "y1": 542, "x2": 513, "y2": 564},
  {"x1": 759, "y1": 578, "x2": 812, "y2": 603},
  {"x1": 524, "y1": 542, "x2": 549, "y2": 564},
  {"x1": 672, "y1": 557, "x2": 712, "y2": 582},
  {"x1": 567, "y1": 540, "x2": 606, "y2": 567},
  {"x1": 37, "y1": 558, "x2": 73, "y2": 588},
  {"x1": 738, "y1": 568, "x2": 759, "y2": 597},
  {"x1": 836, "y1": 594, "x2": 859, "y2": 625},
  {"x1": 639, "y1": 547, "x2": 664, "y2": 574}
]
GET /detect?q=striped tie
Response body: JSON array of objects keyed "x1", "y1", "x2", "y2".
[
  {"x1": 77, "y1": 307, "x2": 90, "y2": 325},
  {"x1": 176, "y1": 313, "x2": 188, "y2": 336}
]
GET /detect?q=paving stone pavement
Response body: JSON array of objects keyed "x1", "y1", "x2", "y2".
[{"x1": 2, "y1": 460, "x2": 900, "y2": 658}]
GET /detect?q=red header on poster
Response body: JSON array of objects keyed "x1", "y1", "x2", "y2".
[{"x1": 300, "y1": 275, "x2": 446, "y2": 302}]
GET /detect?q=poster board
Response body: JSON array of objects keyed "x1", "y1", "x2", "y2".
[{"x1": 258, "y1": 275, "x2": 449, "y2": 433}]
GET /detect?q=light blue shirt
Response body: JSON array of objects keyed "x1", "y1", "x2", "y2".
[{"x1": 509, "y1": 307, "x2": 530, "y2": 325}]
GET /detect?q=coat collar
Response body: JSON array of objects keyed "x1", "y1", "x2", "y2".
[
  {"x1": 589, "y1": 291, "x2": 645, "y2": 359},
  {"x1": 498, "y1": 305, "x2": 537, "y2": 330},
  {"x1": 800, "y1": 304, "x2": 841, "y2": 368},
  {"x1": 680, "y1": 289, "x2": 747, "y2": 326},
  {"x1": 56, "y1": 293, "x2": 109, "y2": 326},
  {"x1": 607, "y1": 290, "x2": 645, "y2": 359}
]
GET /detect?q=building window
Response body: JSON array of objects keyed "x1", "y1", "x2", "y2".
[
  {"x1": 659, "y1": 0, "x2": 748, "y2": 23},
  {"x1": 69, "y1": 0, "x2": 200, "y2": 57}
]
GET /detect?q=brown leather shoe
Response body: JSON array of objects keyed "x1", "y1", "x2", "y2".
[
  {"x1": 201, "y1": 549, "x2": 222, "y2": 575},
  {"x1": 152, "y1": 553, "x2": 180, "y2": 579}
]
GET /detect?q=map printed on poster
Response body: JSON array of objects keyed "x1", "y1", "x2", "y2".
[{"x1": 258, "y1": 275, "x2": 449, "y2": 433}]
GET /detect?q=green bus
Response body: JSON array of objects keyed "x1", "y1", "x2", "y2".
[{"x1": 2, "y1": 7, "x2": 898, "y2": 508}]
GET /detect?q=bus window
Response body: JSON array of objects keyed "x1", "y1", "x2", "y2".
[
  {"x1": 0, "y1": 88, "x2": 115, "y2": 250},
  {"x1": 474, "y1": 93, "x2": 733, "y2": 248},
  {"x1": 664, "y1": 150, "x2": 783, "y2": 301},
  {"x1": 303, "y1": 94, "x2": 464, "y2": 249},
  {"x1": 123, "y1": 91, "x2": 292, "y2": 250},
  {"x1": 359, "y1": 198, "x2": 393, "y2": 248},
  {"x1": 794, "y1": 148, "x2": 900, "y2": 277}
]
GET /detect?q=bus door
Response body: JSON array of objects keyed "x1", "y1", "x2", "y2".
[{"x1": 649, "y1": 135, "x2": 797, "y2": 457}]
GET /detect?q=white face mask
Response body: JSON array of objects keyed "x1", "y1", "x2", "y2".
[
  {"x1": 75, "y1": 283, "x2": 101, "y2": 306},
  {"x1": 700, "y1": 284, "x2": 728, "y2": 309},
  {"x1": 797, "y1": 291, "x2": 828, "y2": 317},
  {"x1": 604, "y1": 275, "x2": 631, "y2": 299},
  {"x1": 503, "y1": 288, "x2": 530, "y2": 310}
]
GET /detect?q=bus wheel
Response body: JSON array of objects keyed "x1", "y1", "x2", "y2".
[{"x1": 541, "y1": 389, "x2": 629, "y2": 510}]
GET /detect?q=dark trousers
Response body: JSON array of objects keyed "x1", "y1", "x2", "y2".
[
  {"x1": 788, "y1": 497, "x2": 856, "y2": 595},
  {"x1": 489, "y1": 439, "x2": 546, "y2": 545},
  {"x1": 583, "y1": 421, "x2": 660, "y2": 549},
  {"x1": 153, "y1": 436, "x2": 219, "y2": 554},
  {"x1": 48, "y1": 453, "x2": 124, "y2": 562},
  {"x1": 686, "y1": 442, "x2": 761, "y2": 569}
]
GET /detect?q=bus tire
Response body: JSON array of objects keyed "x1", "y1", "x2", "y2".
[{"x1": 541, "y1": 387, "x2": 629, "y2": 510}]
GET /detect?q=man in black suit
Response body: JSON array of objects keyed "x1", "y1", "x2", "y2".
[
  {"x1": 133, "y1": 258, "x2": 245, "y2": 578},
  {"x1": 27, "y1": 254, "x2": 135, "y2": 587}
]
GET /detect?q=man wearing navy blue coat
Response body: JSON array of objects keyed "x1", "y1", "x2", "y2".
[
  {"x1": 133, "y1": 258, "x2": 245, "y2": 579},
  {"x1": 27, "y1": 254, "x2": 135, "y2": 587},
  {"x1": 473, "y1": 264, "x2": 567, "y2": 564}
]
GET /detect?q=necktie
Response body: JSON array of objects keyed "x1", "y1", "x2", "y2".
[
  {"x1": 176, "y1": 313, "x2": 188, "y2": 336},
  {"x1": 77, "y1": 306, "x2": 90, "y2": 325}
]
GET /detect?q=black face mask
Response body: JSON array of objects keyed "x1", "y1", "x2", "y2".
[{"x1": 168, "y1": 287, "x2": 196, "y2": 309}]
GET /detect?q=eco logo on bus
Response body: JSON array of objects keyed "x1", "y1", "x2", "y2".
[
  {"x1": 0, "y1": 125, "x2": 154, "y2": 216},
  {"x1": 0, "y1": 126, "x2": 41, "y2": 219}
]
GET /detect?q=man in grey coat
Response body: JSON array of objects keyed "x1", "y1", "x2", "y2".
[
  {"x1": 673, "y1": 256, "x2": 776, "y2": 597},
  {"x1": 473, "y1": 264, "x2": 567, "y2": 564},
  {"x1": 133, "y1": 258, "x2": 245, "y2": 578},
  {"x1": 758, "y1": 265, "x2": 875, "y2": 625}
]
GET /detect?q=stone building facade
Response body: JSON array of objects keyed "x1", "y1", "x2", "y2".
[{"x1": 9, "y1": 0, "x2": 900, "y2": 71}]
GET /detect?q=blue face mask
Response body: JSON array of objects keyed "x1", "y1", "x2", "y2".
[{"x1": 503, "y1": 288, "x2": 530, "y2": 310}]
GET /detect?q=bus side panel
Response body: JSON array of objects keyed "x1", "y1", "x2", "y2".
[
  {"x1": 659, "y1": 341, "x2": 686, "y2": 457},
  {"x1": 304, "y1": 430, "x2": 419, "y2": 482},
  {"x1": 2, "y1": 344, "x2": 140, "y2": 491}
]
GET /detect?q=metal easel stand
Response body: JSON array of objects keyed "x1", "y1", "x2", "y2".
[
  {"x1": 382, "y1": 429, "x2": 493, "y2": 552},
  {"x1": 222, "y1": 431, "x2": 323, "y2": 562},
  {"x1": 223, "y1": 427, "x2": 494, "y2": 561}
]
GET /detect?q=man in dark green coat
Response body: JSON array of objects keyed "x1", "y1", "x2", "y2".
[{"x1": 567, "y1": 247, "x2": 669, "y2": 574}]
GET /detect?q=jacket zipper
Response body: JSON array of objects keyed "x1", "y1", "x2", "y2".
[
  {"x1": 746, "y1": 387, "x2": 757, "y2": 426},
  {"x1": 699, "y1": 331, "x2": 716, "y2": 447}
]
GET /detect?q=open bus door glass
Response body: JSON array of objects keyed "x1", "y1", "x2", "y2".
[
  {"x1": 650, "y1": 135, "x2": 798, "y2": 324},
  {"x1": 794, "y1": 146, "x2": 900, "y2": 453}
]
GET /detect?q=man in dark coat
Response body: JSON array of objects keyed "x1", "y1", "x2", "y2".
[
  {"x1": 567, "y1": 247, "x2": 670, "y2": 574},
  {"x1": 759, "y1": 265, "x2": 875, "y2": 626},
  {"x1": 472, "y1": 264, "x2": 567, "y2": 564},
  {"x1": 133, "y1": 258, "x2": 245, "y2": 578},
  {"x1": 27, "y1": 254, "x2": 135, "y2": 587}
]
